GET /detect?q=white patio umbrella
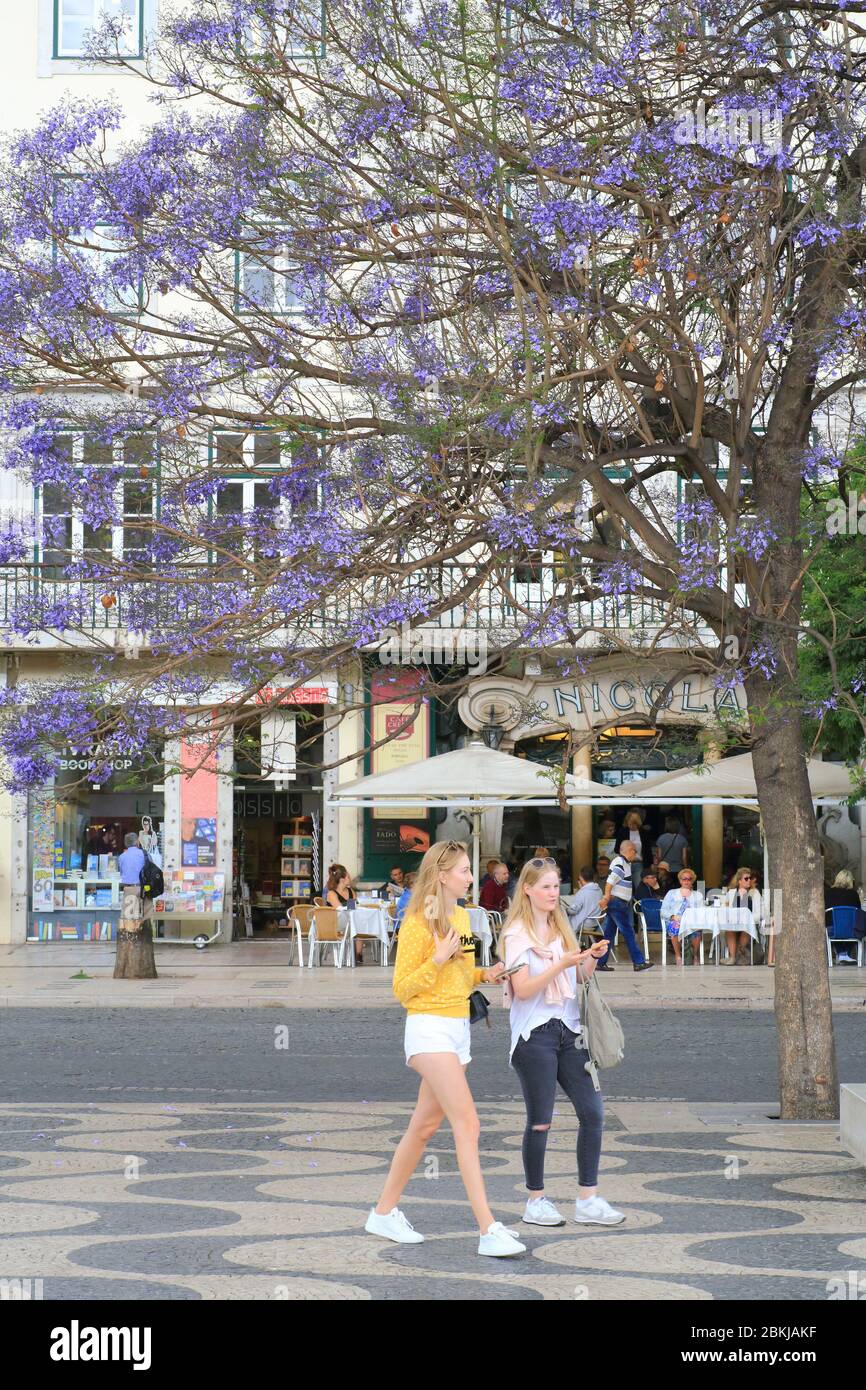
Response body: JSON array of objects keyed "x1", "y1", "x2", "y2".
[
  {"x1": 585, "y1": 752, "x2": 854, "y2": 805},
  {"x1": 331, "y1": 740, "x2": 610, "y2": 889},
  {"x1": 566, "y1": 751, "x2": 855, "y2": 897}
]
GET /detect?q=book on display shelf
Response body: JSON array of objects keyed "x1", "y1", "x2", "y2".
[
  {"x1": 282, "y1": 835, "x2": 313, "y2": 854},
  {"x1": 154, "y1": 869, "x2": 225, "y2": 915}
]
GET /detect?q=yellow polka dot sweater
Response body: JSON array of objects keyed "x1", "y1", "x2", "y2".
[{"x1": 392, "y1": 907, "x2": 486, "y2": 1017}]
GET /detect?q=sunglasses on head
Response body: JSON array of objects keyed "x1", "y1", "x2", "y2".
[{"x1": 529, "y1": 857, "x2": 558, "y2": 869}]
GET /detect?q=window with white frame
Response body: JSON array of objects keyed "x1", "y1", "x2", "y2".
[
  {"x1": 210, "y1": 432, "x2": 294, "y2": 575},
  {"x1": 53, "y1": 219, "x2": 144, "y2": 316},
  {"x1": 54, "y1": 0, "x2": 143, "y2": 59},
  {"x1": 37, "y1": 433, "x2": 157, "y2": 577},
  {"x1": 241, "y1": 0, "x2": 325, "y2": 58},
  {"x1": 235, "y1": 225, "x2": 304, "y2": 315},
  {"x1": 86, "y1": 224, "x2": 143, "y2": 313}
]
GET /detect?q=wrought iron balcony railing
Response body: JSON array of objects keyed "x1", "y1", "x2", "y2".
[{"x1": 0, "y1": 565, "x2": 709, "y2": 648}]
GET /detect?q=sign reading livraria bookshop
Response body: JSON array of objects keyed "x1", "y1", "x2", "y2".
[{"x1": 55, "y1": 743, "x2": 162, "y2": 788}]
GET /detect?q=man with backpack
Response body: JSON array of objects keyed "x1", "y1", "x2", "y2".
[{"x1": 119, "y1": 831, "x2": 152, "y2": 929}]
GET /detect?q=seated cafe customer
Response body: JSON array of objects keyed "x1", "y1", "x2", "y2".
[
  {"x1": 326, "y1": 864, "x2": 360, "y2": 964},
  {"x1": 567, "y1": 867, "x2": 603, "y2": 934},
  {"x1": 724, "y1": 868, "x2": 763, "y2": 966},
  {"x1": 380, "y1": 866, "x2": 405, "y2": 900},
  {"x1": 660, "y1": 869, "x2": 704, "y2": 967},
  {"x1": 394, "y1": 871, "x2": 417, "y2": 933},
  {"x1": 479, "y1": 862, "x2": 510, "y2": 914},
  {"x1": 825, "y1": 870, "x2": 864, "y2": 964},
  {"x1": 479, "y1": 859, "x2": 499, "y2": 891},
  {"x1": 825, "y1": 869, "x2": 861, "y2": 912},
  {"x1": 655, "y1": 861, "x2": 675, "y2": 894},
  {"x1": 594, "y1": 855, "x2": 611, "y2": 889},
  {"x1": 635, "y1": 869, "x2": 663, "y2": 901}
]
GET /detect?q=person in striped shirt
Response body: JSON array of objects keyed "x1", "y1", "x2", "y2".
[{"x1": 597, "y1": 841, "x2": 654, "y2": 972}]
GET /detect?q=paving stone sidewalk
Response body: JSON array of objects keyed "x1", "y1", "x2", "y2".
[
  {"x1": 2, "y1": 944, "x2": 866, "y2": 1010},
  {"x1": 0, "y1": 1100, "x2": 863, "y2": 1301}
]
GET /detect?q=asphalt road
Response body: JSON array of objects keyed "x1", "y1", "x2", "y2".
[{"x1": 2, "y1": 1008, "x2": 865, "y2": 1104}]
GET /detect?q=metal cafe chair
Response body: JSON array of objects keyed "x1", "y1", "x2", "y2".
[
  {"x1": 576, "y1": 911, "x2": 616, "y2": 963},
  {"x1": 634, "y1": 898, "x2": 664, "y2": 962},
  {"x1": 383, "y1": 902, "x2": 399, "y2": 962},
  {"x1": 485, "y1": 910, "x2": 504, "y2": 957},
  {"x1": 308, "y1": 906, "x2": 352, "y2": 968},
  {"x1": 288, "y1": 904, "x2": 316, "y2": 967}
]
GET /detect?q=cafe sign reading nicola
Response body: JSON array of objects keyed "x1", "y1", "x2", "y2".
[
  {"x1": 460, "y1": 670, "x2": 744, "y2": 738},
  {"x1": 546, "y1": 677, "x2": 741, "y2": 720}
]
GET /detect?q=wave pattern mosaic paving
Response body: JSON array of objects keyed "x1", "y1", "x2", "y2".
[{"x1": 0, "y1": 1102, "x2": 864, "y2": 1300}]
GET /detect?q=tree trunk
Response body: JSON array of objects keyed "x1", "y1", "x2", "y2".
[
  {"x1": 114, "y1": 922, "x2": 158, "y2": 979},
  {"x1": 748, "y1": 675, "x2": 838, "y2": 1120}
]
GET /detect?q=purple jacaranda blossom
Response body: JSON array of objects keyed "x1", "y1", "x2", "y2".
[
  {"x1": 0, "y1": 0, "x2": 857, "y2": 805},
  {"x1": 733, "y1": 517, "x2": 779, "y2": 563}
]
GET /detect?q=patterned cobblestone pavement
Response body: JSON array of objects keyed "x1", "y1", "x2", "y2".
[{"x1": 1, "y1": 1101, "x2": 864, "y2": 1300}]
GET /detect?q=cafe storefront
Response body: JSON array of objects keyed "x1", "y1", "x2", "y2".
[{"x1": 459, "y1": 660, "x2": 748, "y2": 889}]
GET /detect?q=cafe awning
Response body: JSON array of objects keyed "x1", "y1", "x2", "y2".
[
  {"x1": 568, "y1": 752, "x2": 855, "y2": 806},
  {"x1": 330, "y1": 741, "x2": 610, "y2": 885}
]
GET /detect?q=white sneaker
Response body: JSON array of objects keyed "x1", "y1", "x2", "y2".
[
  {"x1": 523, "y1": 1196, "x2": 566, "y2": 1227},
  {"x1": 836, "y1": 953, "x2": 855, "y2": 964},
  {"x1": 478, "y1": 1221, "x2": 527, "y2": 1257},
  {"x1": 365, "y1": 1206, "x2": 424, "y2": 1243},
  {"x1": 574, "y1": 1195, "x2": 626, "y2": 1226}
]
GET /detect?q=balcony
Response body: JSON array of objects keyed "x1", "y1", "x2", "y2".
[{"x1": 0, "y1": 565, "x2": 712, "y2": 652}]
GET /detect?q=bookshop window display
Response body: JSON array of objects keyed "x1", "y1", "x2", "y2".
[
  {"x1": 29, "y1": 760, "x2": 165, "y2": 942},
  {"x1": 233, "y1": 789, "x2": 320, "y2": 936},
  {"x1": 232, "y1": 707, "x2": 323, "y2": 936}
]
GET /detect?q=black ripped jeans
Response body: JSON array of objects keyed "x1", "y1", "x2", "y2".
[{"x1": 511, "y1": 1018, "x2": 605, "y2": 1191}]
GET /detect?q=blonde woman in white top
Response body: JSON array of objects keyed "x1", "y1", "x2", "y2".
[{"x1": 499, "y1": 857, "x2": 625, "y2": 1229}]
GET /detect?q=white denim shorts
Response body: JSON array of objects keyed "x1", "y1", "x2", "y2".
[{"x1": 404, "y1": 1014, "x2": 471, "y2": 1066}]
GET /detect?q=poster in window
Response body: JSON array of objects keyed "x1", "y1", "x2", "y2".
[
  {"x1": 368, "y1": 670, "x2": 430, "y2": 854},
  {"x1": 180, "y1": 730, "x2": 220, "y2": 866},
  {"x1": 181, "y1": 817, "x2": 216, "y2": 867},
  {"x1": 32, "y1": 867, "x2": 54, "y2": 912}
]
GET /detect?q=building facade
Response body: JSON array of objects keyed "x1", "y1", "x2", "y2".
[{"x1": 0, "y1": 4, "x2": 863, "y2": 947}]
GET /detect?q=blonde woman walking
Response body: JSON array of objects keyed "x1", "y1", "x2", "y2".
[
  {"x1": 365, "y1": 841, "x2": 524, "y2": 1257},
  {"x1": 500, "y1": 856, "x2": 625, "y2": 1228}
]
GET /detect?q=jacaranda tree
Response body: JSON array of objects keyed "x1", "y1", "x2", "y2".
[{"x1": 0, "y1": 0, "x2": 864, "y2": 1110}]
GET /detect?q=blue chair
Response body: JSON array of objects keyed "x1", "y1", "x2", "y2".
[
  {"x1": 825, "y1": 907, "x2": 865, "y2": 967},
  {"x1": 634, "y1": 898, "x2": 664, "y2": 962}
]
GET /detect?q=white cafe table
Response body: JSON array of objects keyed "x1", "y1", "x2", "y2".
[
  {"x1": 677, "y1": 906, "x2": 757, "y2": 964},
  {"x1": 334, "y1": 904, "x2": 392, "y2": 967},
  {"x1": 467, "y1": 907, "x2": 493, "y2": 966}
]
